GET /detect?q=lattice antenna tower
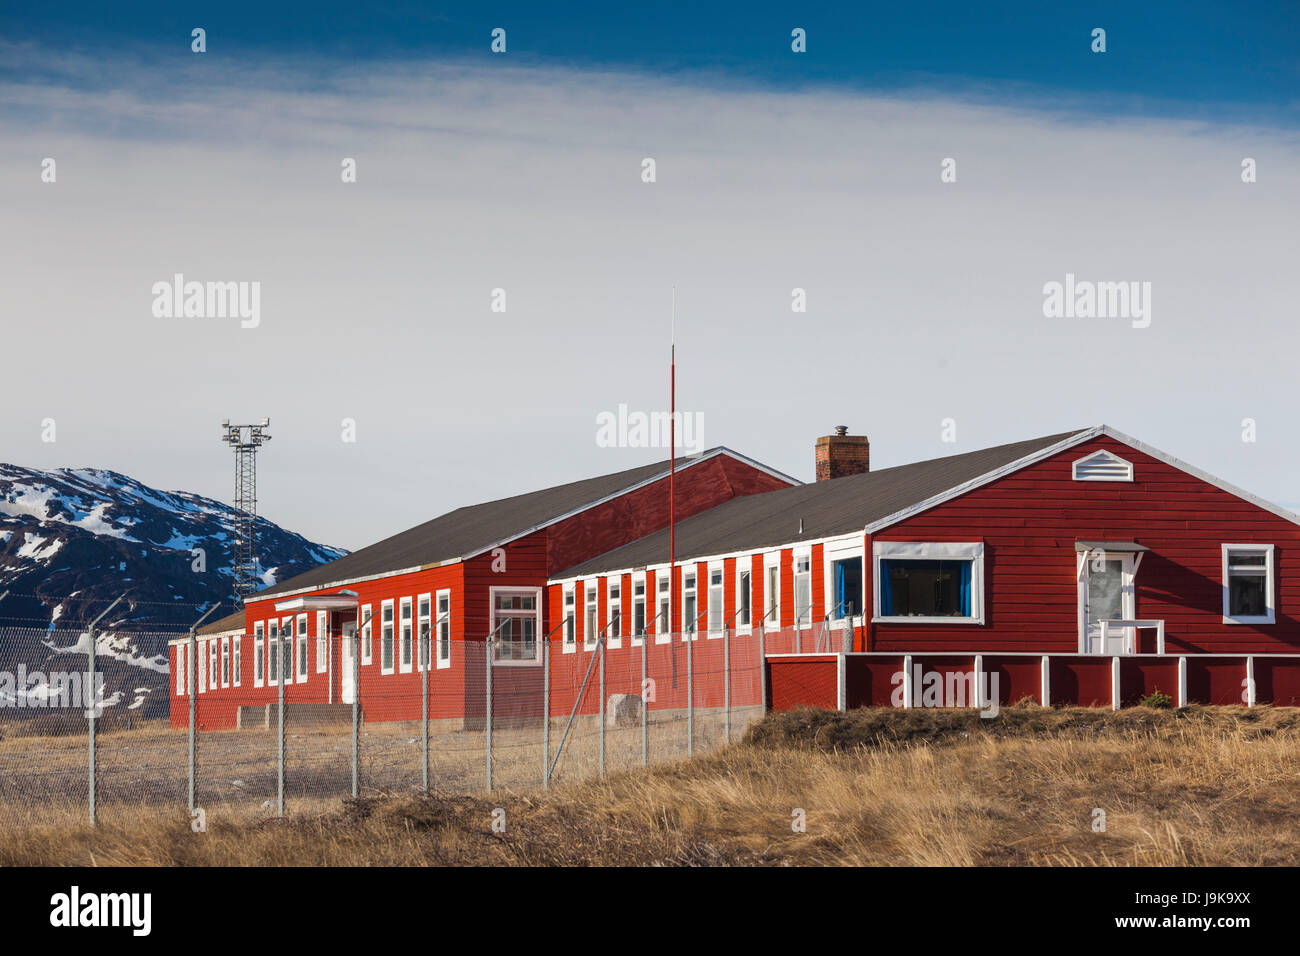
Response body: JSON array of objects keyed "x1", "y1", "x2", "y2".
[{"x1": 220, "y1": 418, "x2": 271, "y2": 606}]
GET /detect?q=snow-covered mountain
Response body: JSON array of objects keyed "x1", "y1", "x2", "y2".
[{"x1": 0, "y1": 464, "x2": 347, "y2": 717}]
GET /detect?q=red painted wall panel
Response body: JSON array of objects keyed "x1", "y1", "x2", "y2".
[
  {"x1": 545, "y1": 455, "x2": 793, "y2": 577},
  {"x1": 768, "y1": 657, "x2": 838, "y2": 712},
  {"x1": 1048, "y1": 657, "x2": 1114, "y2": 707},
  {"x1": 1185, "y1": 658, "x2": 1248, "y2": 705},
  {"x1": 1119, "y1": 659, "x2": 1179, "y2": 707}
]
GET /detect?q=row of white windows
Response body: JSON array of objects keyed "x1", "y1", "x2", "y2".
[
  {"x1": 562, "y1": 555, "x2": 821, "y2": 652},
  {"x1": 176, "y1": 593, "x2": 454, "y2": 694},
  {"x1": 558, "y1": 541, "x2": 1284, "y2": 648}
]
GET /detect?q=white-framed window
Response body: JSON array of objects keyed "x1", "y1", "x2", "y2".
[
  {"x1": 607, "y1": 579, "x2": 622, "y2": 649},
  {"x1": 632, "y1": 574, "x2": 646, "y2": 646},
  {"x1": 492, "y1": 587, "x2": 542, "y2": 664},
  {"x1": 708, "y1": 563, "x2": 724, "y2": 636},
  {"x1": 399, "y1": 597, "x2": 413, "y2": 673},
  {"x1": 825, "y1": 539, "x2": 865, "y2": 626},
  {"x1": 198, "y1": 639, "x2": 207, "y2": 694},
  {"x1": 221, "y1": 636, "x2": 231, "y2": 688},
  {"x1": 268, "y1": 621, "x2": 279, "y2": 685},
  {"x1": 417, "y1": 593, "x2": 432, "y2": 672},
  {"x1": 233, "y1": 634, "x2": 242, "y2": 687},
  {"x1": 296, "y1": 613, "x2": 309, "y2": 682},
  {"x1": 176, "y1": 643, "x2": 186, "y2": 696},
  {"x1": 380, "y1": 600, "x2": 395, "y2": 674},
  {"x1": 317, "y1": 611, "x2": 328, "y2": 673},
  {"x1": 1072, "y1": 449, "x2": 1134, "y2": 482},
  {"x1": 872, "y1": 541, "x2": 986, "y2": 624},
  {"x1": 209, "y1": 639, "x2": 219, "y2": 691},
  {"x1": 736, "y1": 565, "x2": 752, "y2": 629},
  {"x1": 656, "y1": 573, "x2": 671, "y2": 644},
  {"x1": 1222, "y1": 544, "x2": 1275, "y2": 624},
  {"x1": 436, "y1": 590, "x2": 452, "y2": 668},
  {"x1": 584, "y1": 584, "x2": 598, "y2": 649},
  {"x1": 794, "y1": 552, "x2": 812, "y2": 627},
  {"x1": 361, "y1": 604, "x2": 373, "y2": 665},
  {"x1": 254, "y1": 622, "x2": 264, "y2": 687},
  {"x1": 282, "y1": 617, "x2": 295, "y2": 684},
  {"x1": 764, "y1": 554, "x2": 781, "y2": 627},
  {"x1": 563, "y1": 585, "x2": 576, "y2": 653},
  {"x1": 682, "y1": 569, "x2": 699, "y2": 641}
]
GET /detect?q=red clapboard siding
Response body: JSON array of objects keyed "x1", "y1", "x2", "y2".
[
  {"x1": 768, "y1": 657, "x2": 838, "y2": 712},
  {"x1": 871, "y1": 435, "x2": 1300, "y2": 656}
]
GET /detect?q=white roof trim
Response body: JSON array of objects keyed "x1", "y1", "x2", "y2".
[
  {"x1": 547, "y1": 531, "x2": 864, "y2": 587},
  {"x1": 1098, "y1": 425, "x2": 1300, "y2": 526},
  {"x1": 273, "y1": 594, "x2": 360, "y2": 613},
  {"x1": 248, "y1": 447, "x2": 799, "y2": 604},
  {"x1": 862, "y1": 429, "x2": 1102, "y2": 534}
]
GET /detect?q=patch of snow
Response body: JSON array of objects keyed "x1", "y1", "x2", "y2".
[
  {"x1": 17, "y1": 533, "x2": 62, "y2": 562},
  {"x1": 72, "y1": 502, "x2": 135, "y2": 540}
]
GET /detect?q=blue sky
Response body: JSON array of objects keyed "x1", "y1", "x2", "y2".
[{"x1": 3, "y1": 2, "x2": 1298, "y2": 125}]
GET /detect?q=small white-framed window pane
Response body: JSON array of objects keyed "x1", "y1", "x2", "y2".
[{"x1": 437, "y1": 593, "x2": 451, "y2": 663}]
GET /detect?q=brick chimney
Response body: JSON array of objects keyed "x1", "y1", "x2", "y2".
[{"x1": 815, "y1": 426, "x2": 870, "y2": 481}]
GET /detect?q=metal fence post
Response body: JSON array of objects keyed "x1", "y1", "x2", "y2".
[
  {"x1": 686, "y1": 627, "x2": 694, "y2": 759},
  {"x1": 486, "y1": 632, "x2": 493, "y2": 792},
  {"x1": 86, "y1": 595, "x2": 123, "y2": 827},
  {"x1": 422, "y1": 630, "x2": 429, "y2": 793},
  {"x1": 548, "y1": 623, "x2": 610, "y2": 784},
  {"x1": 598, "y1": 632, "x2": 606, "y2": 778},
  {"x1": 542, "y1": 632, "x2": 550, "y2": 789},
  {"x1": 88, "y1": 627, "x2": 95, "y2": 826},
  {"x1": 724, "y1": 623, "x2": 731, "y2": 745},
  {"x1": 640, "y1": 629, "x2": 648, "y2": 767},
  {"x1": 278, "y1": 631, "x2": 286, "y2": 816},
  {"x1": 187, "y1": 605, "x2": 220, "y2": 815},
  {"x1": 352, "y1": 629, "x2": 360, "y2": 799}
]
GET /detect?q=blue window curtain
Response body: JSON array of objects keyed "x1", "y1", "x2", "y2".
[
  {"x1": 879, "y1": 560, "x2": 894, "y2": 616},
  {"x1": 877, "y1": 558, "x2": 970, "y2": 617},
  {"x1": 835, "y1": 561, "x2": 846, "y2": 618}
]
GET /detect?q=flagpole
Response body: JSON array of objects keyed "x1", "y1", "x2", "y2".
[{"x1": 670, "y1": 287, "x2": 676, "y2": 645}]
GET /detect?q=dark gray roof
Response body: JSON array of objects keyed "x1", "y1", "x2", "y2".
[
  {"x1": 558, "y1": 430, "x2": 1088, "y2": 577},
  {"x1": 251, "y1": 448, "x2": 784, "y2": 601},
  {"x1": 196, "y1": 608, "x2": 245, "y2": 635}
]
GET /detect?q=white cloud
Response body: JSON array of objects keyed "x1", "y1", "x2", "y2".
[{"x1": 1, "y1": 49, "x2": 1297, "y2": 547}]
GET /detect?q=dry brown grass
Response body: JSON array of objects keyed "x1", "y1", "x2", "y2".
[{"x1": 3, "y1": 704, "x2": 1299, "y2": 866}]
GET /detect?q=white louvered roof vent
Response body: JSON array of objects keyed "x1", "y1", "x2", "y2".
[{"x1": 1072, "y1": 449, "x2": 1134, "y2": 482}]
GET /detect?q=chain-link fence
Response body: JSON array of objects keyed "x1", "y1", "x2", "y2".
[
  {"x1": 0, "y1": 612, "x2": 851, "y2": 826},
  {"x1": 0, "y1": 622, "x2": 183, "y2": 827}
]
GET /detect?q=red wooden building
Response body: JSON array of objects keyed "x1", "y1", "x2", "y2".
[
  {"x1": 171, "y1": 424, "x2": 1300, "y2": 728},
  {"x1": 169, "y1": 447, "x2": 795, "y2": 729}
]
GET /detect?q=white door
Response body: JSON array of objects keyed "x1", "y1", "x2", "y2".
[
  {"x1": 1081, "y1": 553, "x2": 1134, "y2": 654},
  {"x1": 340, "y1": 623, "x2": 357, "y2": 704}
]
